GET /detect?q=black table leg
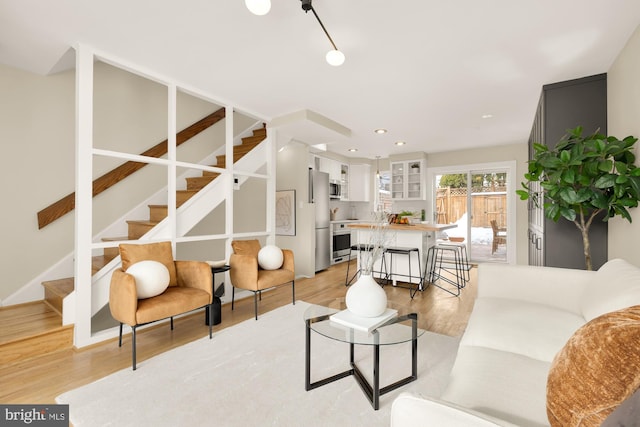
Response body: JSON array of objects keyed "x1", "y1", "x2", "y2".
[{"x1": 305, "y1": 313, "x2": 419, "y2": 411}]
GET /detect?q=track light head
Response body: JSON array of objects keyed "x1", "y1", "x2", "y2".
[{"x1": 301, "y1": 0, "x2": 313, "y2": 12}]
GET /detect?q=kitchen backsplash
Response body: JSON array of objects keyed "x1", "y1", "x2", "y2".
[
  {"x1": 328, "y1": 200, "x2": 430, "y2": 221},
  {"x1": 328, "y1": 201, "x2": 370, "y2": 221}
]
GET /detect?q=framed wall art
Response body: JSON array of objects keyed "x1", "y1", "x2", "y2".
[{"x1": 276, "y1": 190, "x2": 296, "y2": 236}]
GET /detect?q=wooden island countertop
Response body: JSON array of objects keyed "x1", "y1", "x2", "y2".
[{"x1": 348, "y1": 222, "x2": 457, "y2": 232}]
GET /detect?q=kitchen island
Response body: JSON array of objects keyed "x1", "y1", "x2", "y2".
[{"x1": 348, "y1": 222, "x2": 458, "y2": 287}]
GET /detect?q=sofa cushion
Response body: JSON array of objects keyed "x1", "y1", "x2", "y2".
[
  {"x1": 546, "y1": 305, "x2": 640, "y2": 427},
  {"x1": 135, "y1": 286, "x2": 210, "y2": 325},
  {"x1": 442, "y1": 346, "x2": 551, "y2": 427},
  {"x1": 391, "y1": 393, "x2": 518, "y2": 427},
  {"x1": 460, "y1": 298, "x2": 585, "y2": 362},
  {"x1": 581, "y1": 258, "x2": 640, "y2": 322},
  {"x1": 119, "y1": 241, "x2": 177, "y2": 286}
]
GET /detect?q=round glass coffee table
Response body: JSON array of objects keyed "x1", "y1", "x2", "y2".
[{"x1": 303, "y1": 298, "x2": 425, "y2": 410}]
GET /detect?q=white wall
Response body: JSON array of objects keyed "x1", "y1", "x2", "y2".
[
  {"x1": 0, "y1": 63, "x2": 76, "y2": 301},
  {"x1": 276, "y1": 139, "x2": 315, "y2": 277},
  {"x1": 607, "y1": 24, "x2": 640, "y2": 266}
]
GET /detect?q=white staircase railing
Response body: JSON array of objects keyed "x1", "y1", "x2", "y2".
[{"x1": 86, "y1": 141, "x2": 267, "y2": 318}]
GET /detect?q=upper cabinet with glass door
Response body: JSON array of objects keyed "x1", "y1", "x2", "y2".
[
  {"x1": 391, "y1": 160, "x2": 425, "y2": 200},
  {"x1": 340, "y1": 163, "x2": 349, "y2": 200}
]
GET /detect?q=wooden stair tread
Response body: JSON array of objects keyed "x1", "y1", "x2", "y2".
[
  {"x1": 41, "y1": 278, "x2": 74, "y2": 297},
  {"x1": 186, "y1": 175, "x2": 217, "y2": 190},
  {"x1": 92, "y1": 254, "x2": 116, "y2": 272},
  {"x1": 0, "y1": 302, "x2": 64, "y2": 344},
  {"x1": 0, "y1": 301, "x2": 74, "y2": 366},
  {"x1": 240, "y1": 135, "x2": 265, "y2": 145},
  {"x1": 126, "y1": 219, "x2": 160, "y2": 226},
  {"x1": 101, "y1": 236, "x2": 127, "y2": 242}
]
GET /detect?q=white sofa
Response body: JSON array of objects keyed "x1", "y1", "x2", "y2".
[{"x1": 390, "y1": 259, "x2": 640, "y2": 427}]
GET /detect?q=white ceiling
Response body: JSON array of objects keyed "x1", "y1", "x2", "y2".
[{"x1": 1, "y1": 0, "x2": 640, "y2": 159}]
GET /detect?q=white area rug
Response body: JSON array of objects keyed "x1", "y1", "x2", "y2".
[{"x1": 57, "y1": 301, "x2": 460, "y2": 427}]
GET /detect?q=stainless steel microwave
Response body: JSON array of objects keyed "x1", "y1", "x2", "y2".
[{"x1": 329, "y1": 181, "x2": 341, "y2": 199}]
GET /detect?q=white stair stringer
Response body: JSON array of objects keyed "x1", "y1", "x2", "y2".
[{"x1": 88, "y1": 141, "x2": 267, "y2": 317}]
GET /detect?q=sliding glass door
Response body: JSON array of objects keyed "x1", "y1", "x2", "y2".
[
  {"x1": 469, "y1": 171, "x2": 508, "y2": 262},
  {"x1": 432, "y1": 162, "x2": 513, "y2": 264}
]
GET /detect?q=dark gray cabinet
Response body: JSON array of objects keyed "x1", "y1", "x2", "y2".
[{"x1": 527, "y1": 74, "x2": 608, "y2": 270}]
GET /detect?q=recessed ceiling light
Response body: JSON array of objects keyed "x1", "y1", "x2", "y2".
[
  {"x1": 348, "y1": 148, "x2": 358, "y2": 152},
  {"x1": 482, "y1": 114, "x2": 494, "y2": 119},
  {"x1": 374, "y1": 128, "x2": 387, "y2": 134},
  {"x1": 395, "y1": 141, "x2": 406, "y2": 146}
]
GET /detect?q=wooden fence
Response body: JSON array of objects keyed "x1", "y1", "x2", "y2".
[{"x1": 436, "y1": 187, "x2": 507, "y2": 227}]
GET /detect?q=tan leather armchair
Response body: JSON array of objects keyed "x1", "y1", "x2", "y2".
[
  {"x1": 229, "y1": 239, "x2": 295, "y2": 320},
  {"x1": 109, "y1": 241, "x2": 213, "y2": 370}
]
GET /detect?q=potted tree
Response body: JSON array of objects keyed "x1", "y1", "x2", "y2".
[{"x1": 517, "y1": 126, "x2": 640, "y2": 270}]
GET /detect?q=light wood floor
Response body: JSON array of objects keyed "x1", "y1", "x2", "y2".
[{"x1": 0, "y1": 260, "x2": 477, "y2": 405}]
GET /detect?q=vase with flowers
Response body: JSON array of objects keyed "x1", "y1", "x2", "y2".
[{"x1": 345, "y1": 211, "x2": 393, "y2": 317}]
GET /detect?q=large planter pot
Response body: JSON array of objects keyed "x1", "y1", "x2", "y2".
[{"x1": 345, "y1": 274, "x2": 387, "y2": 318}]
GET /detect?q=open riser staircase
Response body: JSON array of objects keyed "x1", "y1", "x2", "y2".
[
  {"x1": 0, "y1": 124, "x2": 267, "y2": 365},
  {"x1": 87, "y1": 132, "x2": 267, "y2": 317}
]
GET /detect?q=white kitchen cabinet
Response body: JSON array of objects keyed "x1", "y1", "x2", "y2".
[
  {"x1": 391, "y1": 160, "x2": 425, "y2": 200},
  {"x1": 318, "y1": 157, "x2": 342, "y2": 182},
  {"x1": 349, "y1": 163, "x2": 370, "y2": 202}
]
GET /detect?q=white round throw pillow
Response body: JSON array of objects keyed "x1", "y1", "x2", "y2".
[
  {"x1": 126, "y1": 260, "x2": 170, "y2": 299},
  {"x1": 258, "y1": 245, "x2": 284, "y2": 270}
]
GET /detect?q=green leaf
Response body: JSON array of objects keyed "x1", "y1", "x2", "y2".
[
  {"x1": 516, "y1": 189, "x2": 530, "y2": 200},
  {"x1": 615, "y1": 161, "x2": 628, "y2": 174},
  {"x1": 591, "y1": 192, "x2": 608, "y2": 209},
  {"x1": 619, "y1": 207, "x2": 633, "y2": 223},
  {"x1": 594, "y1": 174, "x2": 617, "y2": 188},
  {"x1": 569, "y1": 126, "x2": 583, "y2": 138},
  {"x1": 616, "y1": 174, "x2": 628, "y2": 184},
  {"x1": 628, "y1": 176, "x2": 640, "y2": 197},
  {"x1": 618, "y1": 197, "x2": 639, "y2": 207},
  {"x1": 559, "y1": 187, "x2": 580, "y2": 204},
  {"x1": 583, "y1": 161, "x2": 600, "y2": 176},
  {"x1": 540, "y1": 181, "x2": 555, "y2": 190},
  {"x1": 560, "y1": 207, "x2": 576, "y2": 222},
  {"x1": 576, "y1": 188, "x2": 592, "y2": 203},
  {"x1": 532, "y1": 143, "x2": 548, "y2": 153},
  {"x1": 538, "y1": 156, "x2": 563, "y2": 169},
  {"x1": 577, "y1": 174, "x2": 592, "y2": 186},
  {"x1": 598, "y1": 159, "x2": 613, "y2": 172},
  {"x1": 561, "y1": 169, "x2": 575, "y2": 184},
  {"x1": 560, "y1": 150, "x2": 571, "y2": 163}
]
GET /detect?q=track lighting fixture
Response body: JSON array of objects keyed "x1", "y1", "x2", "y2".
[
  {"x1": 301, "y1": 0, "x2": 345, "y2": 66},
  {"x1": 244, "y1": 0, "x2": 345, "y2": 66}
]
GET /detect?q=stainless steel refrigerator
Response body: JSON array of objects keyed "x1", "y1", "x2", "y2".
[{"x1": 309, "y1": 170, "x2": 330, "y2": 272}]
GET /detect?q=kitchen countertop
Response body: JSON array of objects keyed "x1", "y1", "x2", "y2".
[
  {"x1": 330, "y1": 219, "x2": 363, "y2": 224},
  {"x1": 348, "y1": 222, "x2": 457, "y2": 232}
]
